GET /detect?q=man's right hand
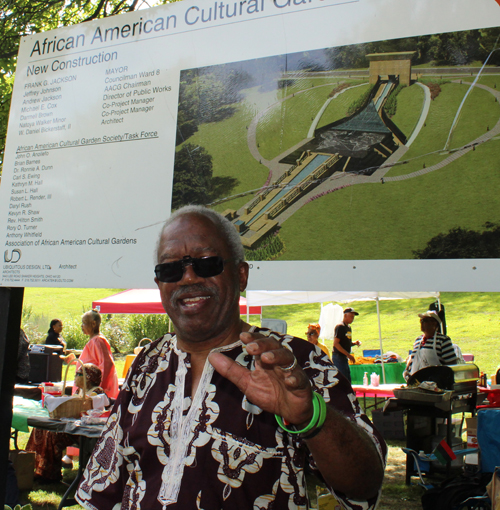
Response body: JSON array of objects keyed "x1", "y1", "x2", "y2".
[{"x1": 348, "y1": 354, "x2": 355, "y2": 364}]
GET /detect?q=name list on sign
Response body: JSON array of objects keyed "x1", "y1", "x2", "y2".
[
  {"x1": 101, "y1": 66, "x2": 171, "y2": 125},
  {"x1": 4, "y1": 59, "x2": 172, "y2": 286}
]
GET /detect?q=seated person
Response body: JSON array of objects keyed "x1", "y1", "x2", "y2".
[
  {"x1": 26, "y1": 363, "x2": 107, "y2": 482},
  {"x1": 306, "y1": 323, "x2": 330, "y2": 357},
  {"x1": 45, "y1": 319, "x2": 67, "y2": 351},
  {"x1": 74, "y1": 363, "x2": 105, "y2": 396},
  {"x1": 404, "y1": 310, "x2": 457, "y2": 381}
]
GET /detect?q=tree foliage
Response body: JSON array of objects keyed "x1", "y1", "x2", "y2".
[
  {"x1": 172, "y1": 143, "x2": 239, "y2": 209},
  {"x1": 0, "y1": 0, "x2": 176, "y2": 170},
  {"x1": 324, "y1": 29, "x2": 500, "y2": 71},
  {"x1": 383, "y1": 84, "x2": 406, "y2": 118},
  {"x1": 176, "y1": 66, "x2": 253, "y2": 145},
  {"x1": 172, "y1": 143, "x2": 214, "y2": 209},
  {"x1": 413, "y1": 222, "x2": 500, "y2": 259}
]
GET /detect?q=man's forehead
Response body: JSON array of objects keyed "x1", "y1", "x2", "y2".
[{"x1": 159, "y1": 236, "x2": 218, "y2": 257}]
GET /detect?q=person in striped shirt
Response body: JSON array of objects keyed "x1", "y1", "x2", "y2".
[{"x1": 404, "y1": 310, "x2": 457, "y2": 380}]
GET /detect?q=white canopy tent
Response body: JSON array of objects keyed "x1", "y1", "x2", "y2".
[{"x1": 246, "y1": 290, "x2": 440, "y2": 383}]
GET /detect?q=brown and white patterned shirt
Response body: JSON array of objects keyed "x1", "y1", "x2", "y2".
[{"x1": 76, "y1": 328, "x2": 386, "y2": 510}]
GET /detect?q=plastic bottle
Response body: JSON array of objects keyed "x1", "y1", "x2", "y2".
[{"x1": 363, "y1": 372, "x2": 368, "y2": 386}]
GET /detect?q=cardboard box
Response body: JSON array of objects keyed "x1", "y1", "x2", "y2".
[
  {"x1": 9, "y1": 450, "x2": 35, "y2": 491},
  {"x1": 465, "y1": 417, "x2": 478, "y2": 465}
]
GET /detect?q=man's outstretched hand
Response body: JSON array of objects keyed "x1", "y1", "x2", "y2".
[
  {"x1": 210, "y1": 331, "x2": 386, "y2": 500},
  {"x1": 208, "y1": 331, "x2": 313, "y2": 426}
]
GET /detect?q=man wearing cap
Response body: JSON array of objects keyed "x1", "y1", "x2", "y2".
[
  {"x1": 305, "y1": 323, "x2": 330, "y2": 358},
  {"x1": 77, "y1": 205, "x2": 385, "y2": 510},
  {"x1": 332, "y1": 308, "x2": 361, "y2": 383},
  {"x1": 404, "y1": 310, "x2": 457, "y2": 380}
]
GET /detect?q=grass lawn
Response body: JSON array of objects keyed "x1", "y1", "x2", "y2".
[
  {"x1": 21, "y1": 288, "x2": 500, "y2": 375},
  {"x1": 14, "y1": 288, "x2": 500, "y2": 509},
  {"x1": 178, "y1": 92, "x2": 269, "y2": 214},
  {"x1": 23, "y1": 288, "x2": 120, "y2": 320},
  {"x1": 256, "y1": 86, "x2": 337, "y2": 161},
  {"x1": 316, "y1": 83, "x2": 370, "y2": 129},
  {"x1": 276, "y1": 139, "x2": 500, "y2": 260},
  {"x1": 14, "y1": 431, "x2": 424, "y2": 509},
  {"x1": 263, "y1": 291, "x2": 500, "y2": 376},
  {"x1": 390, "y1": 84, "x2": 425, "y2": 139},
  {"x1": 386, "y1": 82, "x2": 500, "y2": 177}
]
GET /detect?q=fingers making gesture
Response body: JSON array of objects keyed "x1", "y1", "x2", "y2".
[{"x1": 209, "y1": 331, "x2": 314, "y2": 426}]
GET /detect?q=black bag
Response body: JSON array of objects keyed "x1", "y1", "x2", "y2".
[{"x1": 421, "y1": 473, "x2": 491, "y2": 510}]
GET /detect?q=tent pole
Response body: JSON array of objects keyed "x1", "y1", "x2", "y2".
[
  {"x1": 376, "y1": 297, "x2": 386, "y2": 384},
  {"x1": 437, "y1": 295, "x2": 443, "y2": 334}
]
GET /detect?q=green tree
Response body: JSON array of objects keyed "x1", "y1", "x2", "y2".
[
  {"x1": 176, "y1": 66, "x2": 252, "y2": 145},
  {"x1": 413, "y1": 222, "x2": 500, "y2": 259},
  {"x1": 0, "y1": 0, "x2": 180, "y2": 170},
  {"x1": 172, "y1": 143, "x2": 213, "y2": 209}
]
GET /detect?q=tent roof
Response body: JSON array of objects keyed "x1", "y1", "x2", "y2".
[
  {"x1": 92, "y1": 289, "x2": 262, "y2": 315},
  {"x1": 246, "y1": 290, "x2": 440, "y2": 307}
]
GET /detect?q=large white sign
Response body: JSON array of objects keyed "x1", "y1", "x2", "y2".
[{"x1": 1, "y1": 0, "x2": 500, "y2": 291}]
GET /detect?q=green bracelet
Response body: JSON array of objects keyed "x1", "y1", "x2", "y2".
[{"x1": 275, "y1": 392, "x2": 327, "y2": 435}]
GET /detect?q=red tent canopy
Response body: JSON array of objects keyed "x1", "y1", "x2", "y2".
[{"x1": 93, "y1": 289, "x2": 262, "y2": 316}]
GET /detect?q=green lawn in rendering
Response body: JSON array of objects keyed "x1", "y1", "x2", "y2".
[
  {"x1": 390, "y1": 83, "x2": 425, "y2": 139},
  {"x1": 276, "y1": 140, "x2": 500, "y2": 260},
  {"x1": 178, "y1": 68, "x2": 499, "y2": 261},
  {"x1": 316, "y1": 83, "x2": 370, "y2": 129},
  {"x1": 256, "y1": 86, "x2": 334, "y2": 160},
  {"x1": 386, "y1": 82, "x2": 500, "y2": 177},
  {"x1": 177, "y1": 88, "x2": 269, "y2": 214},
  {"x1": 277, "y1": 77, "x2": 347, "y2": 99}
]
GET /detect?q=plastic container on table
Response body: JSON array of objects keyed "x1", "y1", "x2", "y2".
[{"x1": 39, "y1": 382, "x2": 62, "y2": 405}]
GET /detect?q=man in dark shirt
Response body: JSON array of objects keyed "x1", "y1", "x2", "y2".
[
  {"x1": 77, "y1": 206, "x2": 385, "y2": 509},
  {"x1": 332, "y1": 308, "x2": 361, "y2": 383}
]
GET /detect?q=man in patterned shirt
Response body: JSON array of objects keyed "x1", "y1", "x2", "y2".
[{"x1": 76, "y1": 205, "x2": 386, "y2": 510}]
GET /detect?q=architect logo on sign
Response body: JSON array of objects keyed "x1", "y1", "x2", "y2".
[{"x1": 4, "y1": 249, "x2": 21, "y2": 263}]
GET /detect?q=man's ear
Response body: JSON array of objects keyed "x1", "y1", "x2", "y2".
[{"x1": 238, "y1": 262, "x2": 249, "y2": 292}]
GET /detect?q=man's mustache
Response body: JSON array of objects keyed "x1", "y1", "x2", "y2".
[{"x1": 170, "y1": 284, "x2": 219, "y2": 306}]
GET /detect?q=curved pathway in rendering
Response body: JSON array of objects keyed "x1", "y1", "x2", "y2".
[
  {"x1": 239, "y1": 80, "x2": 500, "y2": 223},
  {"x1": 406, "y1": 82, "x2": 432, "y2": 147},
  {"x1": 372, "y1": 81, "x2": 500, "y2": 182},
  {"x1": 371, "y1": 82, "x2": 431, "y2": 178}
]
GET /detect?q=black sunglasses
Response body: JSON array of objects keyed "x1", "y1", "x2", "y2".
[{"x1": 155, "y1": 255, "x2": 226, "y2": 283}]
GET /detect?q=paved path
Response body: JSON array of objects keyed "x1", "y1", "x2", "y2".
[{"x1": 406, "y1": 82, "x2": 431, "y2": 147}]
